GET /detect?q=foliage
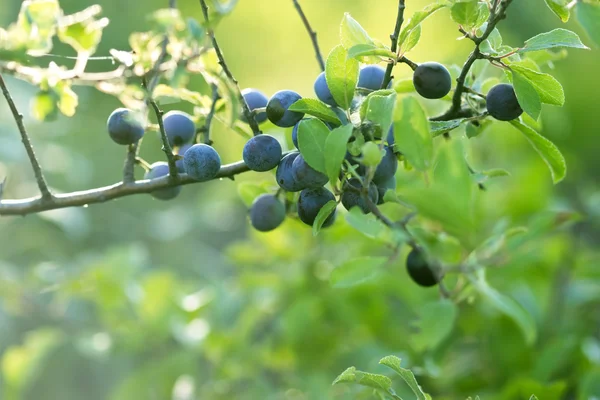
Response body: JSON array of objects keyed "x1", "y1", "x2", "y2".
[{"x1": 0, "y1": 0, "x2": 599, "y2": 399}]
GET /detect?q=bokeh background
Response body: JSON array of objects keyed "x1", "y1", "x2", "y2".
[{"x1": 0, "y1": 0, "x2": 599, "y2": 399}]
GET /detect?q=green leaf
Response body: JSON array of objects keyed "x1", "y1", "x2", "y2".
[
  {"x1": 379, "y1": 356, "x2": 428, "y2": 400},
  {"x1": 430, "y1": 119, "x2": 465, "y2": 137},
  {"x1": 512, "y1": 70, "x2": 542, "y2": 120},
  {"x1": 58, "y1": 6, "x2": 108, "y2": 54},
  {"x1": 312, "y1": 200, "x2": 337, "y2": 236},
  {"x1": 289, "y1": 98, "x2": 342, "y2": 125},
  {"x1": 393, "y1": 96, "x2": 433, "y2": 171},
  {"x1": 402, "y1": 24, "x2": 422, "y2": 54},
  {"x1": 332, "y1": 366, "x2": 392, "y2": 391},
  {"x1": 509, "y1": 120, "x2": 566, "y2": 184},
  {"x1": 325, "y1": 45, "x2": 359, "y2": 109},
  {"x1": 330, "y1": 256, "x2": 387, "y2": 288},
  {"x1": 393, "y1": 79, "x2": 416, "y2": 93},
  {"x1": 510, "y1": 63, "x2": 565, "y2": 106},
  {"x1": 297, "y1": 118, "x2": 330, "y2": 174},
  {"x1": 472, "y1": 271, "x2": 537, "y2": 345},
  {"x1": 340, "y1": 13, "x2": 374, "y2": 49},
  {"x1": 411, "y1": 300, "x2": 458, "y2": 352},
  {"x1": 362, "y1": 91, "x2": 397, "y2": 137},
  {"x1": 402, "y1": 139, "x2": 476, "y2": 244},
  {"x1": 519, "y1": 28, "x2": 589, "y2": 53},
  {"x1": 354, "y1": 372, "x2": 392, "y2": 391},
  {"x1": 333, "y1": 367, "x2": 357, "y2": 385},
  {"x1": 450, "y1": 1, "x2": 489, "y2": 30},
  {"x1": 480, "y1": 28, "x2": 503, "y2": 55},
  {"x1": 31, "y1": 91, "x2": 58, "y2": 121},
  {"x1": 576, "y1": 2, "x2": 600, "y2": 47},
  {"x1": 544, "y1": 0, "x2": 570, "y2": 22},
  {"x1": 16, "y1": 0, "x2": 60, "y2": 55},
  {"x1": 56, "y1": 83, "x2": 78, "y2": 117},
  {"x1": 345, "y1": 208, "x2": 405, "y2": 245},
  {"x1": 347, "y1": 44, "x2": 396, "y2": 61},
  {"x1": 398, "y1": 2, "x2": 448, "y2": 51},
  {"x1": 324, "y1": 124, "x2": 354, "y2": 184},
  {"x1": 474, "y1": 168, "x2": 511, "y2": 184}
]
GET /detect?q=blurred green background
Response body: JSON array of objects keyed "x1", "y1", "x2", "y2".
[{"x1": 0, "y1": 0, "x2": 599, "y2": 399}]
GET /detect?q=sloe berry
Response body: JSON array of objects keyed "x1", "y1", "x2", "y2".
[
  {"x1": 250, "y1": 194, "x2": 286, "y2": 232},
  {"x1": 243, "y1": 135, "x2": 282, "y2": 172},
  {"x1": 266, "y1": 90, "x2": 305, "y2": 127},
  {"x1": 107, "y1": 108, "x2": 144, "y2": 145},
  {"x1": 183, "y1": 143, "x2": 221, "y2": 181}
]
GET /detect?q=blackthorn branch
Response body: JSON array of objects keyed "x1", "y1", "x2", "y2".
[
  {"x1": 0, "y1": 73, "x2": 52, "y2": 200},
  {"x1": 0, "y1": 159, "x2": 250, "y2": 216},
  {"x1": 292, "y1": 0, "x2": 326, "y2": 72},
  {"x1": 434, "y1": 0, "x2": 514, "y2": 121},
  {"x1": 381, "y1": 0, "x2": 406, "y2": 89}
]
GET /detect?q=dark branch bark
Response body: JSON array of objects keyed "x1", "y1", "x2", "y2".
[
  {"x1": 0, "y1": 73, "x2": 52, "y2": 200},
  {"x1": 291, "y1": 0, "x2": 325, "y2": 72},
  {"x1": 0, "y1": 159, "x2": 250, "y2": 216},
  {"x1": 381, "y1": 0, "x2": 406, "y2": 89}
]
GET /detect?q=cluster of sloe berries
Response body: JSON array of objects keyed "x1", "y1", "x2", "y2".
[{"x1": 104, "y1": 59, "x2": 522, "y2": 288}]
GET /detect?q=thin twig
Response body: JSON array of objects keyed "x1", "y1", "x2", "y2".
[
  {"x1": 0, "y1": 73, "x2": 52, "y2": 200},
  {"x1": 198, "y1": 0, "x2": 262, "y2": 136},
  {"x1": 199, "y1": 84, "x2": 220, "y2": 145},
  {"x1": 146, "y1": 89, "x2": 178, "y2": 178},
  {"x1": 398, "y1": 56, "x2": 418, "y2": 71},
  {"x1": 291, "y1": 0, "x2": 325, "y2": 72},
  {"x1": 381, "y1": 0, "x2": 406, "y2": 89}
]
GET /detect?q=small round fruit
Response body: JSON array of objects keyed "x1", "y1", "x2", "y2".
[
  {"x1": 249, "y1": 194, "x2": 286, "y2": 232},
  {"x1": 266, "y1": 90, "x2": 305, "y2": 127},
  {"x1": 314, "y1": 72, "x2": 338, "y2": 107},
  {"x1": 341, "y1": 178, "x2": 379, "y2": 214},
  {"x1": 107, "y1": 108, "x2": 144, "y2": 145},
  {"x1": 376, "y1": 176, "x2": 396, "y2": 205},
  {"x1": 413, "y1": 62, "x2": 452, "y2": 99},
  {"x1": 163, "y1": 110, "x2": 195, "y2": 147},
  {"x1": 486, "y1": 83, "x2": 523, "y2": 121},
  {"x1": 241, "y1": 88, "x2": 269, "y2": 124},
  {"x1": 358, "y1": 65, "x2": 389, "y2": 91},
  {"x1": 183, "y1": 143, "x2": 221, "y2": 181},
  {"x1": 406, "y1": 248, "x2": 441, "y2": 287},
  {"x1": 276, "y1": 152, "x2": 304, "y2": 192},
  {"x1": 243, "y1": 135, "x2": 282, "y2": 172},
  {"x1": 297, "y1": 187, "x2": 337, "y2": 227},
  {"x1": 292, "y1": 154, "x2": 329, "y2": 189},
  {"x1": 144, "y1": 162, "x2": 182, "y2": 200},
  {"x1": 372, "y1": 146, "x2": 398, "y2": 185}
]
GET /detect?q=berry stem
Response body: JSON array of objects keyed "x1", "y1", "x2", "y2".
[
  {"x1": 198, "y1": 0, "x2": 262, "y2": 136},
  {"x1": 291, "y1": 0, "x2": 326, "y2": 72},
  {"x1": 381, "y1": 0, "x2": 406, "y2": 89},
  {"x1": 0, "y1": 73, "x2": 53, "y2": 201}
]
